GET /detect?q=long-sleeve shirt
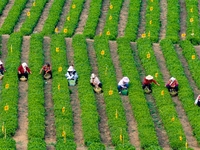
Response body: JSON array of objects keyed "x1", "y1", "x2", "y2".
[
  {"x1": 90, "y1": 77, "x2": 101, "y2": 85},
  {"x1": 18, "y1": 65, "x2": 31, "y2": 74},
  {"x1": 195, "y1": 95, "x2": 200, "y2": 106},
  {"x1": 166, "y1": 79, "x2": 178, "y2": 87},
  {"x1": 142, "y1": 78, "x2": 157, "y2": 85}
]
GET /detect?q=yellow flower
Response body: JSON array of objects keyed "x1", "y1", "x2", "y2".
[
  {"x1": 171, "y1": 117, "x2": 175, "y2": 122},
  {"x1": 192, "y1": 55, "x2": 195, "y2": 60},
  {"x1": 106, "y1": 31, "x2": 110, "y2": 36},
  {"x1": 62, "y1": 107, "x2": 65, "y2": 113},
  {"x1": 72, "y1": 4, "x2": 76, "y2": 9},
  {"x1": 32, "y1": 1, "x2": 36, "y2": 6},
  {"x1": 63, "y1": 28, "x2": 68, "y2": 33},
  {"x1": 120, "y1": 134, "x2": 123, "y2": 141},
  {"x1": 2, "y1": 125, "x2": 4, "y2": 133},
  {"x1": 181, "y1": 33, "x2": 186, "y2": 38},
  {"x1": 185, "y1": 141, "x2": 188, "y2": 148},
  {"x1": 115, "y1": 109, "x2": 118, "y2": 119},
  {"x1": 147, "y1": 52, "x2": 150, "y2": 59},
  {"x1": 141, "y1": 33, "x2": 146, "y2": 38},
  {"x1": 58, "y1": 84, "x2": 60, "y2": 90},
  {"x1": 109, "y1": 90, "x2": 113, "y2": 95},
  {"x1": 148, "y1": 31, "x2": 151, "y2": 37},
  {"x1": 55, "y1": 27, "x2": 58, "y2": 33},
  {"x1": 161, "y1": 90, "x2": 164, "y2": 96},
  {"x1": 4, "y1": 104, "x2": 9, "y2": 111},
  {"x1": 155, "y1": 73, "x2": 158, "y2": 78},
  {"x1": 62, "y1": 131, "x2": 66, "y2": 137},
  {"x1": 190, "y1": 18, "x2": 194, "y2": 23},
  {"x1": 27, "y1": 11, "x2": 30, "y2": 17},
  {"x1": 5, "y1": 84, "x2": 9, "y2": 89},
  {"x1": 179, "y1": 136, "x2": 182, "y2": 141},
  {"x1": 190, "y1": 8, "x2": 193, "y2": 13},
  {"x1": 151, "y1": 0, "x2": 153, "y2": 2},
  {"x1": 58, "y1": 67, "x2": 62, "y2": 72},
  {"x1": 149, "y1": 20, "x2": 152, "y2": 25},
  {"x1": 101, "y1": 50, "x2": 105, "y2": 55},
  {"x1": 109, "y1": 15, "x2": 112, "y2": 20},
  {"x1": 56, "y1": 47, "x2": 60, "y2": 52},
  {"x1": 109, "y1": 4, "x2": 113, "y2": 9},
  {"x1": 150, "y1": 6, "x2": 153, "y2": 11},
  {"x1": 67, "y1": 16, "x2": 70, "y2": 21}
]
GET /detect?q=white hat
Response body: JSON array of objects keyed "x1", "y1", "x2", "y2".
[
  {"x1": 22, "y1": 62, "x2": 28, "y2": 67},
  {"x1": 146, "y1": 75, "x2": 153, "y2": 80},
  {"x1": 68, "y1": 66, "x2": 74, "y2": 71},
  {"x1": 123, "y1": 77, "x2": 129, "y2": 83},
  {"x1": 0, "y1": 61, "x2": 3, "y2": 65},
  {"x1": 91, "y1": 73, "x2": 96, "y2": 78},
  {"x1": 170, "y1": 77, "x2": 176, "y2": 81}
]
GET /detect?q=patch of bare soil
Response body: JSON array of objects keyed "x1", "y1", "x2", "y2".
[
  {"x1": 56, "y1": 0, "x2": 72, "y2": 31},
  {"x1": 75, "y1": 0, "x2": 91, "y2": 34},
  {"x1": 0, "y1": 0, "x2": 15, "y2": 28},
  {"x1": 194, "y1": 45, "x2": 200, "y2": 59},
  {"x1": 13, "y1": 36, "x2": 30, "y2": 150},
  {"x1": 109, "y1": 41, "x2": 140, "y2": 149},
  {"x1": 86, "y1": 39, "x2": 113, "y2": 147},
  {"x1": 65, "y1": 38, "x2": 86, "y2": 150},
  {"x1": 179, "y1": 0, "x2": 187, "y2": 37},
  {"x1": 43, "y1": 37, "x2": 56, "y2": 150},
  {"x1": 131, "y1": 42, "x2": 170, "y2": 149},
  {"x1": 159, "y1": 0, "x2": 167, "y2": 40},
  {"x1": 95, "y1": 0, "x2": 110, "y2": 35},
  {"x1": 14, "y1": 0, "x2": 32, "y2": 32},
  {"x1": 154, "y1": 43, "x2": 199, "y2": 149},
  {"x1": 33, "y1": 0, "x2": 54, "y2": 33},
  {"x1": 137, "y1": 0, "x2": 146, "y2": 38},
  {"x1": 117, "y1": 0, "x2": 129, "y2": 37}
]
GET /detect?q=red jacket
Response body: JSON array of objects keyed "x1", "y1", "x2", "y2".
[
  {"x1": 143, "y1": 78, "x2": 158, "y2": 85},
  {"x1": 166, "y1": 79, "x2": 178, "y2": 87},
  {"x1": 18, "y1": 65, "x2": 31, "y2": 74}
]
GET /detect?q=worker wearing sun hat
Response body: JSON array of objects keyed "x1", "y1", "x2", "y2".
[
  {"x1": 18, "y1": 62, "x2": 32, "y2": 81},
  {"x1": 142, "y1": 75, "x2": 160, "y2": 91},
  {"x1": 90, "y1": 73, "x2": 102, "y2": 88},
  {"x1": 65, "y1": 65, "x2": 78, "y2": 80},
  {"x1": 117, "y1": 77, "x2": 130, "y2": 93},
  {"x1": 0, "y1": 60, "x2": 6, "y2": 75},
  {"x1": 165, "y1": 77, "x2": 178, "y2": 92}
]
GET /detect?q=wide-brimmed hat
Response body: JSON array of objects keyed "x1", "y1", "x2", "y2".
[
  {"x1": 146, "y1": 75, "x2": 153, "y2": 80},
  {"x1": 22, "y1": 62, "x2": 28, "y2": 67},
  {"x1": 170, "y1": 77, "x2": 176, "y2": 81},
  {"x1": 123, "y1": 77, "x2": 129, "y2": 83},
  {"x1": 0, "y1": 61, "x2": 3, "y2": 65},
  {"x1": 91, "y1": 73, "x2": 96, "y2": 78},
  {"x1": 68, "y1": 66, "x2": 74, "y2": 71}
]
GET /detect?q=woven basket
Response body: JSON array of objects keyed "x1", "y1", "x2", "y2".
[
  {"x1": 94, "y1": 87, "x2": 102, "y2": 94},
  {"x1": 20, "y1": 76, "x2": 27, "y2": 81},
  {"x1": 68, "y1": 79, "x2": 76, "y2": 86},
  {"x1": 0, "y1": 75, "x2": 3, "y2": 80},
  {"x1": 170, "y1": 89, "x2": 178, "y2": 97},
  {"x1": 144, "y1": 86, "x2": 151, "y2": 94},
  {"x1": 44, "y1": 73, "x2": 51, "y2": 80}
]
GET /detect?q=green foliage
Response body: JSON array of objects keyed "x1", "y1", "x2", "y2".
[
  {"x1": 0, "y1": 0, "x2": 27, "y2": 34},
  {"x1": 83, "y1": 0, "x2": 103, "y2": 38},
  {"x1": 28, "y1": 138, "x2": 46, "y2": 150},
  {"x1": 0, "y1": 138, "x2": 16, "y2": 149},
  {"x1": 20, "y1": 0, "x2": 48, "y2": 35},
  {"x1": 0, "y1": 0, "x2": 9, "y2": 15},
  {"x1": 115, "y1": 143, "x2": 135, "y2": 150},
  {"x1": 42, "y1": 0, "x2": 66, "y2": 35},
  {"x1": 62, "y1": 0, "x2": 85, "y2": 37},
  {"x1": 88, "y1": 142, "x2": 105, "y2": 150},
  {"x1": 56, "y1": 139, "x2": 76, "y2": 150},
  {"x1": 124, "y1": 0, "x2": 141, "y2": 41},
  {"x1": 72, "y1": 34, "x2": 101, "y2": 146}
]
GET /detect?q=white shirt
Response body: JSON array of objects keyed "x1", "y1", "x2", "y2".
[
  {"x1": 195, "y1": 95, "x2": 200, "y2": 105},
  {"x1": 118, "y1": 79, "x2": 129, "y2": 88},
  {"x1": 90, "y1": 77, "x2": 100, "y2": 85}
]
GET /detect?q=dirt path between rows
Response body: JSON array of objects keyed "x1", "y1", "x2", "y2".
[
  {"x1": 65, "y1": 38, "x2": 86, "y2": 150},
  {"x1": 56, "y1": 0, "x2": 72, "y2": 31},
  {"x1": 0, "y1": 0, "x2": 15, "y2": 28},
  {"x1": 117, "y1": 0, "x2": 129, "y2": 37},
  {"x1": 43, "y1": 37, "x2": 56, "y2": 150},
  {"x1": 131, "y1": 42, "x2": 170, "y2": 149},
  {"x1": 13, "y1": 36, "x2": 30, "y2": 150},
  {"x1": 109, "y1": 41, "x2": 140, "y2": 149},
  {"x1": 159, "y1": 0, "x2": 167, "y2": 40},
  {"x1": 86, "y1": 39, "x2": 113, "y2": 148},
  {"x1": 137, "y1": 0, "x2": 146, "y2": 38},
  {"x1": 179, "y1": 0, "x2": 187, "y2": 39},
  {"x1": 95, "y1": 0, "x2": 110, "y2": 35},
  {"x1": 168, "y1": 46, "x2": 198, "y2": 149},
  {"x1": 75, "y1": 0, "x2": 91, "y2": 34},
  {"x1": 14, "y1": 0, "x2": 32, "y2": 32},
  {"x1": 33, "y1": 0, "x2": 54, "y2": 33}
]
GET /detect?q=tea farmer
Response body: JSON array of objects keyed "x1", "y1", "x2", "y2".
[
  {"x1": 0, "y1": 60, "x2": 6, "y2": 75},
  {"x1": 142, "y1": 75, "x2": 160, "y2": 91},
  {"x1": 65, "y1": 65, "x2": 78, "y2": 80},
  {"x1": 18, "y1": 62, "x2": 32, "y2": 81},
  {"x1": 165, "y1": 77, "x2": 178, "y2": 92},
  {"x1": 194, "y1": 95, "x2": 200, "y2": 107},
  {"x1": 40, "y1": 63, "x2": 52, "y2": 79},
  {"x1": 117, "y1": 77, "x2": 130, "y2": 94},
  {"x1": 90, "y1": 73, "x2": 102, "y2": 88}
]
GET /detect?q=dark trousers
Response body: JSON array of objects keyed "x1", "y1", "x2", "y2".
[
  {"x1": 91, "y1": 83, "x2": 102, "y2": 88},
  {"x1": 18, "y1": 72, "x2": 28, "y2": 80},
  {"x1": 142, "y1": 84, "x2": 151, "y2": 91},
  {"x1": 0, "y1": 69, "x2": 4, "y2": 75},
  {"x1": 166, "y1": 85, "x2": 178, "y2": 92}
]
